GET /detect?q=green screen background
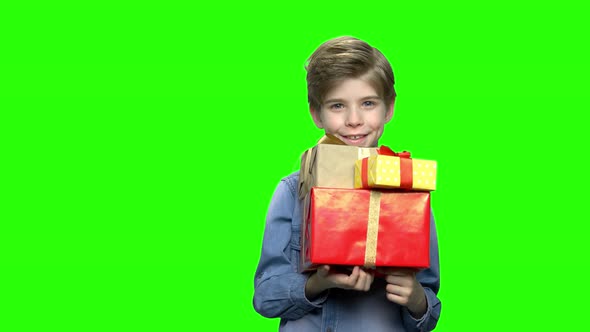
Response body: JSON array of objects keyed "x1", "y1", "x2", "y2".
[{"x1": 3, "y1": 2, "x2": 589, "y2": 331}]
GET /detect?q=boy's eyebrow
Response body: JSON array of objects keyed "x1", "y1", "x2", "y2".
[
  {"x1": 324, "y1": 98, "x2": 345, "y2": 104},
  {"x1": 324, "y1": 96, "x2": 381, "y2": 104}
]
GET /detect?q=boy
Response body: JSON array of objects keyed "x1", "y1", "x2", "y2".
[{"x1": 253, "y1": 36, "x2": 441, "y2": 331}]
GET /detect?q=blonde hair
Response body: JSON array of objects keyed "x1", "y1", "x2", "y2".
[{"x1": 305, "y1": 36, "x2": 396, "y2": 112}]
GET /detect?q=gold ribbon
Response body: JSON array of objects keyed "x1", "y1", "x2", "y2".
[
  {"x1": 358, "y1": 148, "x2": 372, "y2": 160},
  {"x1": 364, "y1": 190, "x2": 381, "y2": 268}
]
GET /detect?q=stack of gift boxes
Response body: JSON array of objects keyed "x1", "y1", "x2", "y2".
[{"x1": 298, "y1": 134, "x2": 437, "y2": 271}]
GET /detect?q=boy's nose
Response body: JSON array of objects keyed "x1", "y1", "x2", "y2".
[{"x1": 345, "y1": 109, "x2": 363, "y2": 127}]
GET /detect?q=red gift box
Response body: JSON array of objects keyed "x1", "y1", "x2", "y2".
[{"x1": 301, "y1": 187, "x2": 430, "y2": 271}]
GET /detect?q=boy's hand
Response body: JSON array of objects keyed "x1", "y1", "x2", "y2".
[
  {"x1": 305, "y1": 265, "x2": 374, "y2": 300},
  {"x1": 378, "y1": 268, "x2": 427, "y2": 318}
]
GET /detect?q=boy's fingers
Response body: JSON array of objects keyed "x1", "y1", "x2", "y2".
[
  {"x1": 348, "y1": 266, "x2": 361, "y2": 286},
  {"x1": 391, "y1": 268, "x2": 417, "y2": 276},
  {"x1": 378, "y1": 267, "x2": 417, "y2": 275},
  {"x1": 386, "y1": 275, "x2": 412, "y2": 288},
  {"x1": 386, "y1": 283, "x2": 409, "y2": 297},
  {"x1": 386, "y1": 292, "x2": 408, "y2": 306},
  {"x1": 363, "y1": 272, "x2": 373, "y2": 290},
  {"x1": 316, "y1": 265, "x2": 330, "y2": 278},
  {"x1": 355, "y1": 268, "x2": 373, "y2": 291},
  {"x1": 355, "y1": 268, "x2": 367, "y2": 289},
  {"x1": 385, "y1": 275, "x2": 396, "y2": 283}
]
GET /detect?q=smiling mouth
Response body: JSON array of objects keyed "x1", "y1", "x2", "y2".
[{"x1": 344, "y1": 135, "x2": 366, "y2": 140}]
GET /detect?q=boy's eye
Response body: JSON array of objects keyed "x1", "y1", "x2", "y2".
[
  {"x1": 362, "y1": 100, "x2": 376, "y2": 107},
  {"x1": 330, "y1": 103, "x2": 344, "y2": 110}
]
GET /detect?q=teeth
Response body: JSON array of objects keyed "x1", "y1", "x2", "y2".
[{"x1": 348, "y1": 135, "x2": 363, "y2": 140}]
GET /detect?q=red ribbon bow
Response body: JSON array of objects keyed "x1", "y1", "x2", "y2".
[
  {"x1": 377, "y1": 146, "x2": 411, "y2": 158},
  {"x1": 361, "y1": 146, "x2": 413, "y2": 189}
]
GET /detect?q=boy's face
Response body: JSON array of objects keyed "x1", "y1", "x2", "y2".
[{"x1": 310, "y1": 78, "x2": 394, "y2": 147}]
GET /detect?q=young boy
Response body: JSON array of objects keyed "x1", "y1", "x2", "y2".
[{"x1": 253, "y1": 36, "x2": 441, "y2": 331}]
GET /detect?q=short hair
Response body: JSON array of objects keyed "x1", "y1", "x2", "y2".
[{"x1": 305, "y1": 36, "x2": 396, "y2": 112}]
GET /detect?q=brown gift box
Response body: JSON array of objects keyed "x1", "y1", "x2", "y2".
[{"x1": 297, "y1": 134, "x2": 377, "y2": 200}]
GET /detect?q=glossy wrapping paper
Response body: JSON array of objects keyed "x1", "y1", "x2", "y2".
[{"x1": 301, "y1": 188, "x2": 431, "y2": 271}]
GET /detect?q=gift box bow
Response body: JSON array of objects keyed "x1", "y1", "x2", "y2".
[{"x1": 359, "y1": 147, "x2": 414, "y2": 189}]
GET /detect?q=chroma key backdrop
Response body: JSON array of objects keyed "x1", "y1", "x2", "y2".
[{"x1": 2, "y1": 2, "x2": 588, "y2": 331}]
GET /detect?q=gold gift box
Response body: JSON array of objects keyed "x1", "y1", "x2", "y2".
[{"x1": 354, "y1": 155, "x2": 437, "y2": 191}]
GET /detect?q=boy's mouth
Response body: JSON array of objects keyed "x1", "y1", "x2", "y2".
[
  {"x1": 345, "y1": 135, "x2": 365, "y2": 140},
  {"x1": 341, "y1": 134, "x2": 368, "y2": 145}
]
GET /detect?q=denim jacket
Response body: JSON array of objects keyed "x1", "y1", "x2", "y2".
[{"x1": 253, "y1": 172, "x2": 441, "y2": 331}]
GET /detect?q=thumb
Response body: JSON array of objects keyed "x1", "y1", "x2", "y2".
[{"x1": 316, "y1": 265, "x2": 330, "y2": 278}]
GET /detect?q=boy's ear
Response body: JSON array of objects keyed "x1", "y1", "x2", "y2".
[
  {"x1": 310, "y1": 107, "x2": 324, "y2": 129},
  {"x1": 385, "y1": 98, "x2": 395, "y2": 123}
]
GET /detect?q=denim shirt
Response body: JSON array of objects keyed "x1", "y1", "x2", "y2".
[{"x1": 253, "y1": 171, "x2": 441, "y2": 332}]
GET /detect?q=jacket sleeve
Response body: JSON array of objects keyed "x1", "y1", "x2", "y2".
[
  {"x1": 401, "y1": 211, "x2": 442, "y2": 332},
  {"x1": 253, "y1": 179, "x2": 327, "y2": 320}
]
